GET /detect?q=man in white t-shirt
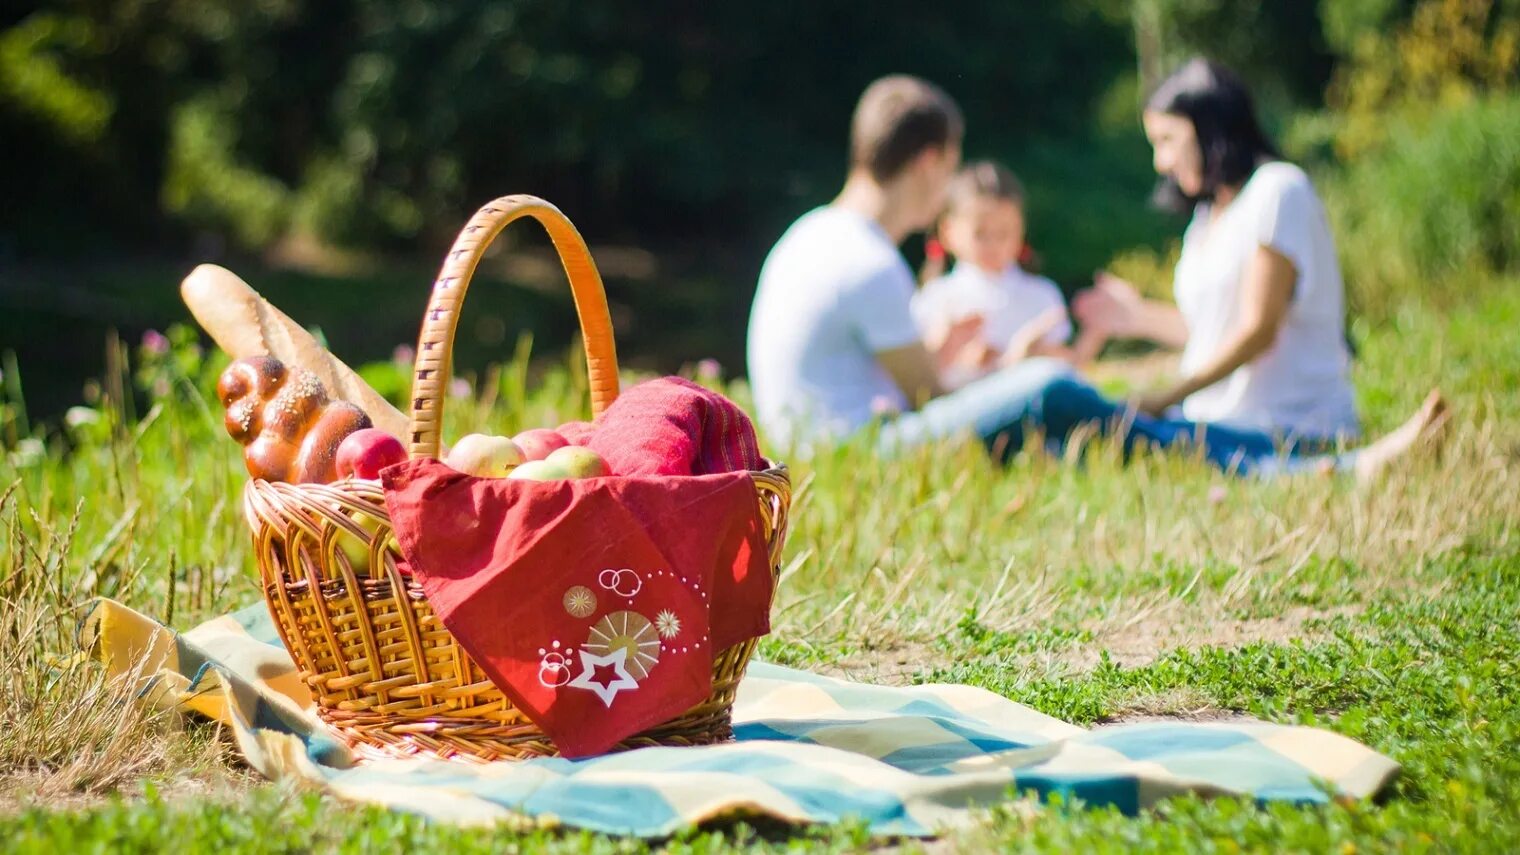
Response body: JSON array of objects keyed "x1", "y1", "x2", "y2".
[
  {"x1": 749, "y1": 75, "x2": 1100, "y2": 462},
  {"x1": 751, "y1": 76, "x2": 1107, "y2": 463},
  {"x1": 747, "y1": 75, "x2": 973, "y2": 447}
]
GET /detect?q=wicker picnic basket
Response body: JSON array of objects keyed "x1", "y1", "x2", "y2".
[{"x1": 241, "y1": 195, "x2": 791, "y2": 762}]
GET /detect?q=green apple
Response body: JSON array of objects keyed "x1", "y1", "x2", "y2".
[
  {"x1": 506, "y1": 460, "x2": 570, "y2": 481},
  {"x1": 546, "y1": 446, "x2": 609, "y2": 478},
  {"x1": 444, "y1": 433, "x2": 524, "y2": 478},
  {"x1": 336, "y1": 510, "x2": 392, "y2": 573}
]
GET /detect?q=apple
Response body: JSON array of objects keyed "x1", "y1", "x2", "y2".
[
  {"x1": 511, "y1": 428, "x2": 569, "y2": 461},
  {"x1": 336, "y1": 428, "x2": 407, "y2": 480},
  {"x1": 336, "y1": 510, "x2": 393, "y2": 573},
  {"x1": 506, "y1": 460, "x2": 570, "y2": 481},
  {"x1": 445, "y1": 433, "x2": 524, "y2": 477},
  {"x1": 546, "y1": 446, "x2": 609, "y2": 478}
]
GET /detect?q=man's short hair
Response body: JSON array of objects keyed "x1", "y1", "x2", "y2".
[{"x1": 850, "y1": 75, "x2": 964, "y2": 183}]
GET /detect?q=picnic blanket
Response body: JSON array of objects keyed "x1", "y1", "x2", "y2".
[{"x1": 79, "y1": 598, "x2": 1399, "y2": 837}]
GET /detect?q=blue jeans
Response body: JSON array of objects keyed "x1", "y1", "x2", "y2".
[{"x1": 877, "y1": 358, "x2": 1356, "y2": 477}]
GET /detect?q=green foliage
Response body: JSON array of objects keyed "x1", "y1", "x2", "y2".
[
  {"x1": 1326, "y1": 0, "x2": 1518, "y2": 158},
  {"x1": 1324, "y1": 94, "x2": 1520, "y2": 312},
  {"x1": 1132, "y1": 0, "x2": 1337, "y2": 108},
  {"x1": 1320, "y1": 0, "x2": 1408, "y2": 56},
  {"x1": 3, "y1": 0, "x2": 1512, "y2": 288},
  {"x1": 1011, "y1": 130, "x2": 1177, "y2": 288},
  {"x1": 0, "y1": 2, "x2": 1140, "y2": 255},
  {"x1": 1096, "y1": 241, "x2": 1181, "y2": 301},
  {"x1": 162, "y1": 95, "x2": 293, "y2": 247},
  {"x1": 0, "y1": 13, "x2": 112, "y2": 146}
]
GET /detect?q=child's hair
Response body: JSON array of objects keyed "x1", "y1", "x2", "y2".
[
  {"x1": 929, "y1": 160, "x2": 1041, "y2": 276},
  {"x1": 850, "y1": 75, "x2": 964, "y2": 183},
  {"x1": 945, "y1": 160, "x2": 1025, "y2": 216}
]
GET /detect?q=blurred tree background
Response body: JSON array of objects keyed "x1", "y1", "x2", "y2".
[{"x1": 2, "y1": 0, "x2": 1516, "y2": 420}]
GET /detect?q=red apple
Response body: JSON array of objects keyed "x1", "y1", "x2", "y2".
[
  {"x1": 445, "y1": 433, "x2": 524, "y2": 477},
  {"x1": 547, "y1": 446, "x2": 609, "y2": 478},
  {"x1": 512, "y1": 428, "x2": 569, "y2": 461},
  {"x1": 336, "y1": 429, "x2": 407, "y2": 480}
]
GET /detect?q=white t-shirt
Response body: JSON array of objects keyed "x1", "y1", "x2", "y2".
[
  {"x1": 912, "y1": 262, "x2": 1072, "y2": 352},
  {"x1": 747, "y1": 206, "x2": 921, "y2": 446},
  {"x1": 1175, "y1": 161, "x2": 1359, "y2": 438}
]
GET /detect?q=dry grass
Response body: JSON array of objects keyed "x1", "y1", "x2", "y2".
[
  {"x1": 0, "y1": 596, "x2": 190, "y2": 800},
  {"x1": 0, "y1": 471, "x2": 240, "y2": 805},
  {"x1": 768, "y1": 418, "x2": 1517, "y2": 658}
]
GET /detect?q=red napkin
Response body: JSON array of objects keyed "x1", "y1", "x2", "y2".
[
  {"x1": 557, "y1": 420, "x2": 596, "y2": 446},
  {"x1": 583, "y1": 377, "x2": 764, "y2": 477},
  {"x1": 381, "y1": 459, "x2": 773, "y2": 758}
]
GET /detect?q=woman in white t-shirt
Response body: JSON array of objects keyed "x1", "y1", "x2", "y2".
[
  {"x1": 1076, "y1": 59, "x2": 1368, "y2": 440},
  {"x1": 943, "y1": 58, "x2": 1445, "y2": 479}
]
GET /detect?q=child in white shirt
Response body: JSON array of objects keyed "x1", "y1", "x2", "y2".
[{"x1": 913, "y1": 161, "x2": 1104, "y2": 387}]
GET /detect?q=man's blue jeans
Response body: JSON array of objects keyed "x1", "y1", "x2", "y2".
[{"x1": 877, "y1": 358, "x2": 1354, "y2": 477}]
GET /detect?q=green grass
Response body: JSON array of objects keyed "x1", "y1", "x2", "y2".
[{"x1": 1, "y1": 274, "x2": 1517, "y2": 851}]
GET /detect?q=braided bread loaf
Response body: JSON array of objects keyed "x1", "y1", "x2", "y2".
[{"x1": 218, "y1": 356, "x2": 372, "y2": 483}]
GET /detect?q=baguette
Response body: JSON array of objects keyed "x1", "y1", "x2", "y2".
[{"x1": 180, "y1": 264, "x2": 409, "y2": 440}]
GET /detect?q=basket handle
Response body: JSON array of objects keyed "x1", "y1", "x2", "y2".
[{"x1": 407, "y1": 195, "x2": 620, "y2": 459}]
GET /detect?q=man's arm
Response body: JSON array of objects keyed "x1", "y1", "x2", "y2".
[{"x1": 875, "y1": 342, "x2": 947, "y2": 408}]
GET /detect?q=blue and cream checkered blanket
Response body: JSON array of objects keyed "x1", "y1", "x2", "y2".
[{"x1": 80, "y1": 599, "x2": 1398, "y2": 837}]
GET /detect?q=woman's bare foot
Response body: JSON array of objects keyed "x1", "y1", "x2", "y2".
[{"x1": 1354, "y1": 389, "x2": 1451, "y2": 482}]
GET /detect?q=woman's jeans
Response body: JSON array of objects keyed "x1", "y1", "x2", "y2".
[{"x1": 877, "y1": 358, "x2": 1356, "y2": 477}]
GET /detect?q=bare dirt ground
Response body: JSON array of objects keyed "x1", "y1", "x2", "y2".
[{"x1": 818, "y1": 603, "x2": 1360, "y2": 688}]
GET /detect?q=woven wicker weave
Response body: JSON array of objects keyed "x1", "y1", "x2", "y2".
[{"x1": 242, "y1": 195, "x2": 791, "y2": 762}]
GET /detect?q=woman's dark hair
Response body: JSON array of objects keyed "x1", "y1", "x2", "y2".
[{"x1": 1146, "y1": 58, "x2": 1279, "y2": 212}]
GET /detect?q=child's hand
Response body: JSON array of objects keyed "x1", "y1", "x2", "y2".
[
  {"x1": 1000, "y1": 306, "x2": 1067, "y2": 365},
  {"x1": 957, "y1": 338, "x2": 998, "y2": 371},
  {"x1": 926, "y1": 313, "x2": 983, "y2": 355},
  {"x1": 944, "y1": 313, "x2": 984, "y2": 351},
  {"x1": 926, "y1": 314, "x2": 990, "y2": 382}
]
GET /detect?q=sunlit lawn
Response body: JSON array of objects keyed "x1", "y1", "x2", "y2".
[{"x1": 2, "y1": 279, "x2": 1517, "y2": 852}]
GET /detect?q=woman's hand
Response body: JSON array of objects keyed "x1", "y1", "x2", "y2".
[
  {"x1": 1073, "y1": 273, "x2": 1144, "y2": 337},
  {"x1": 1073, "y1": 272, "x2": 1191, "y2": 349},
  {"x1": 1131, "y1": 388, "x2": 1182, "y2": 418}
]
